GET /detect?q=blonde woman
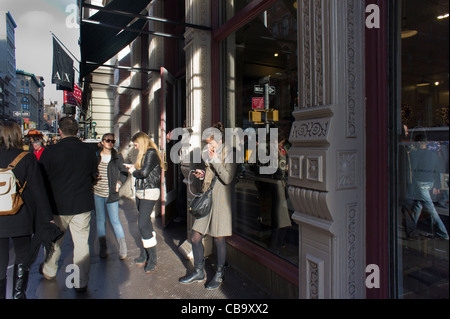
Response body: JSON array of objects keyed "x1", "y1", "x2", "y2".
[{"x1": 125, "y1": 132, "x2": 162, "y2": 273}]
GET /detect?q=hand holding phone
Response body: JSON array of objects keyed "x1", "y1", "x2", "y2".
[{"x1": 193, "y1": 169, "x2": 206, "y2": 180}]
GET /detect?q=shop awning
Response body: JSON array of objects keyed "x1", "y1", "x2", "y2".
[{"x1": 79, "y1": 0, "x2": 151, "y2": 79}]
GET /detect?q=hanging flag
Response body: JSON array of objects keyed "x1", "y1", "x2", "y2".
[
  {"x1": 64, "y1": 84, "x2": 82, "y2": 106},
  {"x1": 52, "y1": 37, "x2": 74, "y2": 92}
]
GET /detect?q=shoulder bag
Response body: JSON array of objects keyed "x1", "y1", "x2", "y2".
[{"x1": 188, "y1": 171, "x2": 217, "y2": 219}]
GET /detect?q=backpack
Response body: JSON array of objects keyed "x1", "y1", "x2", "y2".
[{"x1": 0, "y1": 152, "x2": 28, "y2": 216}]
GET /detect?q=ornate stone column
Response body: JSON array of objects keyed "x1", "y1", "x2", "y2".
[
  {"x1": 179, "y1": 0, "x2": 213, "y2": 260},
  {"x1": 289, "y1": 0, "x2": 366, "y2": 298}
]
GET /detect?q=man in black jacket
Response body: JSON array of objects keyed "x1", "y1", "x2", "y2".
[{"x1": 39, "y1": 117, "x2": 98, "y2": 292}]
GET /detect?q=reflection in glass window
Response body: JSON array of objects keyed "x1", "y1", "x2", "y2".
[
  {"x1": 221, "y1": 1, "x2": 298, "y2": 265},
  {"x1": 397, "y1": 0, "x2": 449, "y2": 299}
]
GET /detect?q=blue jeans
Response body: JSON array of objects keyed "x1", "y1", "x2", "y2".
[
  {"x1": 411, "y1": 182, "x2": 449, "y2": 239},
  {"x1": 94, "y1": 195, "x2": 125, "y2": 239}
]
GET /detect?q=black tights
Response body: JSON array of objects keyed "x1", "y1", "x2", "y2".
[
  {"x1": 0, "y1": 236, "x2": 31, "y2": 280},
  {"x1": 191, "y1": 231, "x2": 226, "y2": 267},
  {"x1": 136, "y1": 198, "x2": 156, "y2": 239}
]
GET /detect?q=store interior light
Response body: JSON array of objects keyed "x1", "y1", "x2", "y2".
[
  {"x1": 437, "y1": 13, "x2": 449, "y2": 19},
  {"x1": 435, "y1": 81, "x2": 440, "y2": 86},
  {"x1": 274, "y1": 52, "x2": 279, "y2": 57},
  {"x1": 416, "y1": 81, "x2": 431, "y2": 87},
  {"x1": 401, "y1": 29, "x2": 418, "y2": 39}
]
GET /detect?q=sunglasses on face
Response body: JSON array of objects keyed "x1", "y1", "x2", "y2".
[{"x1": 103, "y1": 139, "x2": 116, "y2": 143}]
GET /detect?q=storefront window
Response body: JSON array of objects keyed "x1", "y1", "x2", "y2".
[
  {"x1": 221, "y1": 1, "x2": 298, "y2": 265},
  {"x1": 396, "y1": 0, "x2": 449, "y2": 298}
]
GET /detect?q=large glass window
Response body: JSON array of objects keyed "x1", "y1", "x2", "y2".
[
  {"x1": 221, "y1": 1, "x2": 298, "y2": 265},
  {"x1": 396, "y1": 0, "x2": 449, "y2": 298}
]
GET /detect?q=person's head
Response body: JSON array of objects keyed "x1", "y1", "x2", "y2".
[
  {"x1": 58, "y1": 116, "x2": 78, "y2": 137},
  {"x1": 32, "y1": 139, "x2": 44, "y2": 151},
  {"x1": 204, "y1": 122, "x2": 225, "y2": 152},
  {"x1": 0, "y1": 121, "x2": 23, "y2": 150},
  {"x1": 101, "y1": 133, "x2": 116, "y2": 150},
  {"x1": 131, "y1": 131, "x2": 162, "y2": 169}
]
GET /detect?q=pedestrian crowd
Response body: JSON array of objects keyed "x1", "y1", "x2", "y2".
[{"x1": 0, "y1": 117, "x2": 236, "y2": 299}]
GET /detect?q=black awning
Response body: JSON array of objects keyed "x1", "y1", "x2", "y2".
[{"x1": 79, "y1": 0, "x2": 151, "y2": 79}]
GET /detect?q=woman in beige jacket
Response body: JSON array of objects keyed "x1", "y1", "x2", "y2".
[{"x1": 179, "y1": 123, "x2": 237, "y2": 290}]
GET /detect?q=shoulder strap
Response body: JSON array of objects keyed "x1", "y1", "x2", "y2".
[{"x1": 8, "y1": 152, "x2": 29, "y2": 169}]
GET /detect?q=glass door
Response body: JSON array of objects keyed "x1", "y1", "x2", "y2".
[{"x1": 395, "y1": 0, "x2": 449, "y2": 298}]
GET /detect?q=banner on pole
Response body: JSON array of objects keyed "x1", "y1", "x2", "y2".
[{"x1": 52, "y1": 37, "x2": 74, "y2": 92}]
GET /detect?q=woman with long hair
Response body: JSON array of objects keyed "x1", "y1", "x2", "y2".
[
  {"x1": 0, "y1": 121, "x2": 61, "y2": 299},
  {"x1": 125, "y1": 132, "x2": 162, "y2": 273},
  {"x1": 179, "y1": 122, "x2": 237, "y2": 290}
]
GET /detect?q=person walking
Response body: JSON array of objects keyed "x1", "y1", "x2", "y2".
[
  {"x1": 0, "y1": 121, "x2": 61, "y2": 299},
  {"x1": 32, "y1": 139, "x2": 45, "y2": 160},
  {"x1": 39, "y1": 117, "x2": 98, "y2": 292},
  {"x1": 179, "y1": 122, "x2": 237, "y2": 290},
  {"x1": 94, "y1": 133, "x2": 129, "y2": 259},
  {"x1": 125, "y1": 132, "x2": 162, "y2": 273}
]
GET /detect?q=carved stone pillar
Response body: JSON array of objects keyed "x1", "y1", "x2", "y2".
[
  {"x1": 289, "y1": 0, "x2": 365, "y2": 298},
  {"x1": 178, "y1": 0, "x2": 213, "y2": 261}
]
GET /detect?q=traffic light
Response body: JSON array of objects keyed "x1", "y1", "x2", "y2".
[
  {"x1": 266, "y1": 109, "x2": 279, "y2": 122},
  {"x1": 249, "y1": 110, "x2": 263, "y2": 123},
  {"x1": 249, "y1": 109, "x2": 279, "y2": 124}
]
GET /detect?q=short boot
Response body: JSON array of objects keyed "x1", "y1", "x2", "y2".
[
  {"x1": 118, "y1": 237, "x2": 127, "y2": 260},
  {"x1": 134, "y1": 249, "x2": 148, "y2": 266},
  {"x1": 0, "y1": 278, "x2": 6, "y2": 299},
  {"x1": 179, "y1": 260, "x2": 206, "y2": 285},
  {"x1": 144, "y1": 247, "x2": 157, "y2": 273},
  {"x1": 99, "y1": 236, "x2": 107, "y2": 259},
  {"x1": 12, "y1": 264, "x2": 30, "y2": 299},
  {"x1": 206, "y1": 265, "x2": 225, "y2": 290}
]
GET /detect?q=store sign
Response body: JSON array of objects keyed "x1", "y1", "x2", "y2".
[{"x1": 252, "y1": 97, "x2": 264, "y2": 109}]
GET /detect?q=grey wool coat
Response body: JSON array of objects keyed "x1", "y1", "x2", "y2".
[{"x1": 192, "y1": 147, "x2": 237, "y2": 237}]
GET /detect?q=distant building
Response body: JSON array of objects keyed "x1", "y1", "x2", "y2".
[
  {"x1": 0, "y1": 11, "x2": 17, "y2": 119},
  {"x1": 16, "y1": 70, "x2": 44, "y2": 130},
  {"x1": 43, "y1": 101, "x2": 58, "y2": 133}
]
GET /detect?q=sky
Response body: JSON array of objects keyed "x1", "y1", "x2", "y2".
[{"x1": 0, "y1": 0, "x2": 80, "y2": 107}]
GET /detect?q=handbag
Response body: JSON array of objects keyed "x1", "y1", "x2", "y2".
[{"x1": 188, "y1": 172, "x2": 217, "y2": 219}]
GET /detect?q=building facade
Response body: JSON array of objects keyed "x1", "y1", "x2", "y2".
[
  {"x1": 15, "y1": 70, "x2": 45, "y2": 130},
  {"x1": 0, "y1": 11, "x2": 17, "y2": 120},
  {"x1": 80, "y1": 0, "x2": 449, "y2": 298}
]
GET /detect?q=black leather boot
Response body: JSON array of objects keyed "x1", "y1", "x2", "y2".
[
  {"x1": 144, "y1": 247, "x2": 157, "y2": 273},
  {"x1": 206, "y1": 265, "x2": 225, "y2": 290},
  {"x1": 12, "y1": 264, "x2": 30, "y2": 299},
  {"x1": 0, "y1": 278, "x2": 6, "y2": 299},
  {"x1": 179, "y1": 260, "x2": 206, "y2": 284},
  {"x1": 134, "y1": 249, "x2": 148, "y2": 266}
]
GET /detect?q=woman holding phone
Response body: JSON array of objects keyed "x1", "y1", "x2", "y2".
[
  {"x1": 126, "y1": 132, "x2": 162, "y2": 273},
  {"x1": 179, "y1": 122, "x2": 237, "y2": 290}
]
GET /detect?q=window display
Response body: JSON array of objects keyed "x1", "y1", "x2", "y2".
[
  {"x1": 221, "y1": 1, "x2": 299, "y2": 265},
  {"x1": 396, "y1": 0, "x2": 449, "y2": 298}
]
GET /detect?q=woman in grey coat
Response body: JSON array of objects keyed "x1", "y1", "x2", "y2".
[{"x1": 179, "y1": 123, "x2": 237, "y2": 290}]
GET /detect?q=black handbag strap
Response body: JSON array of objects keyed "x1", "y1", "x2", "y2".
[{"x1": 188, "y1": 171, "x2": 217, "y2": 198}]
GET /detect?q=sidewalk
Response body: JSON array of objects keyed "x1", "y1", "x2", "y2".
[{"x1": 7, "y1": 197, "x2": 270, "y2": 299}]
